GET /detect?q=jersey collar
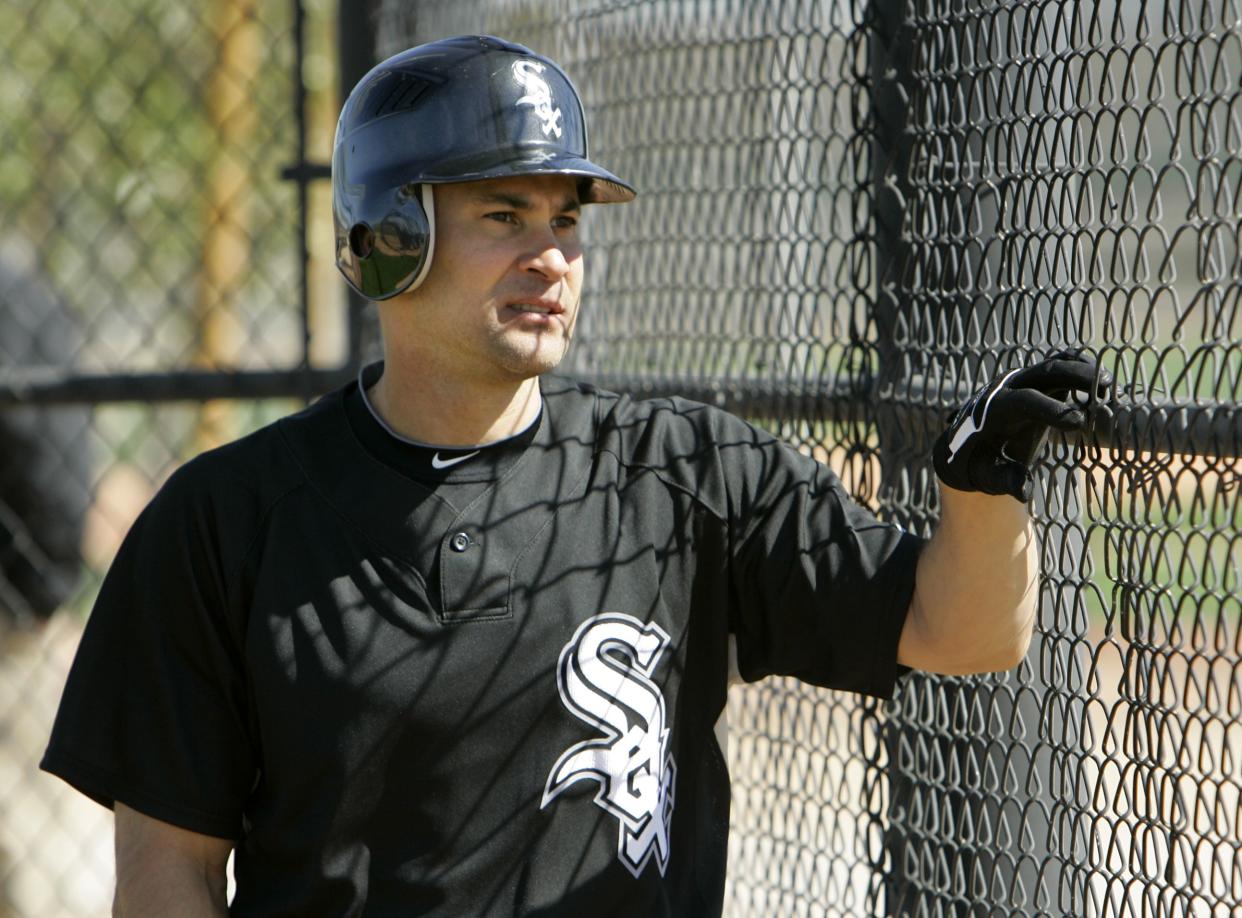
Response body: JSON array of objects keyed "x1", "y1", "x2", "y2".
[{"x1": 349, "y1": 361, "x2": 542, "y2": 484}]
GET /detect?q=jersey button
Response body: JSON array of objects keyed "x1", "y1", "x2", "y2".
[{"x1": 450, "y1": 532, "x2": 472, "y2": 552}]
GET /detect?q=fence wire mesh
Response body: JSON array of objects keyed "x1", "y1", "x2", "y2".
[
  {"x1": 380, "y1": 1, "x2": 1240, "y2": 915},
  {"x1": 0, "y1": 0, "x2": 1238, "y2": 914},
  {"x1": 0, "y1": 0, "x2": 341, "y2": 913}
]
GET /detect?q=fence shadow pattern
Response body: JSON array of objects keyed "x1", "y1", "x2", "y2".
[
  {"x1": 387, "y1": 0, "x2": 1240, "y2": 915},
  {"x1": 0, "y1": 0, "x2": 1238, "y2": 913}
]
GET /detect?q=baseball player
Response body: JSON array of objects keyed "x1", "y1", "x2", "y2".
[{"x1": 42, "y1": 35, "x2": 1109, "y2": 916}]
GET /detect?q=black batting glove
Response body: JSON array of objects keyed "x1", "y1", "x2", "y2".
[{"x1": 932, "y1": 351, "x2": 1112, "y2": 502}]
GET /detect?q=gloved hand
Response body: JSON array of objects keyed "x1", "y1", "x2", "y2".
[{"x1": 932, "y1": 351, "x2": 1112, "y2": 502}]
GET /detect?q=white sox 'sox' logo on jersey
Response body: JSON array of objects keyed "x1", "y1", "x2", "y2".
[
  {"x1": 541, "y1": 613, "x2": 676, "y2": 878},
  {"x1": 512, "y1": 60, "x2": 564, "y2": 138}
]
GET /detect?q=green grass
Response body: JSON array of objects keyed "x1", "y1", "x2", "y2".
[{"x1": 1079, "y1": 470, "x2": 1240, "y2": 643}]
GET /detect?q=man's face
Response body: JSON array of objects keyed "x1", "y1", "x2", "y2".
[{"x1": 389, "y1": 173, "x2": 585, "y2": 384}]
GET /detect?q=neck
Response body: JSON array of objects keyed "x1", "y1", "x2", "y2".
[{"x1": 367, "y1": 359, "x2": 543, "y2": 448}]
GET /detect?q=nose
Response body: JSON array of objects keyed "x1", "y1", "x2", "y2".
[{"x1": 519, "y1": 230, "x2": 575, "y2": 282}]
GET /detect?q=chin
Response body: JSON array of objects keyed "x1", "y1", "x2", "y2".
[
  {"x1": 495, "y1": 347, "x2": 568, "y2": 381},
  {"x1": 492, "y1": 333, "x2": 571, "y2": 379}
]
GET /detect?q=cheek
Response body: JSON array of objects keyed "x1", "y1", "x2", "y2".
[
  {"x1": 566, "y1": 254, "x2": 585, "y2": 294},
  {"x1": 423, "y1": 237, "x2": 507, "y2": 299}
]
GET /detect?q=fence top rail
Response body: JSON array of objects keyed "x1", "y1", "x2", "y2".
[{"x1": 2, "y1": 367, "x2": 1237, "y2": 459}]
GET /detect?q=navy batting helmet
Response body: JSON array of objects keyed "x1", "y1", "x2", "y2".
[{"x1": 332, "y1": 35, "x2": 635, "y2": 301}]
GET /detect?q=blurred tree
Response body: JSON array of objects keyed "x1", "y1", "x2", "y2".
[{"x1": 0, "y1": 0, "x2": 300, "y2": 385}]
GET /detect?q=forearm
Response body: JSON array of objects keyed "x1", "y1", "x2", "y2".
[
  {"x1": 898, "y1": 480, "x2": 1039, "y2": 675},
  {"x1": 114, "y1": 863, "x2": 227, "y2": 918},
  {"x1": 113, "y1": 803, "x2": 230, "y2": 918}
]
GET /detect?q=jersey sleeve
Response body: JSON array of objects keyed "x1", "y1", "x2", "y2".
[
  {"x1": 706, "y1": 408, "x2": 924, "y2": 698},
  {"x1": 630, "y1": 404, "x2": 924, "y2": 705},
  {"x1": 605, "y1": 392, "x2": 925, "y2": 700},
  {"x1": 40, "y1": 460, "x2": 257, "y2": 839}
]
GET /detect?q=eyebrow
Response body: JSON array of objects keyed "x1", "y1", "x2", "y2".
[{"x1": 471, "y1": 190, "x2": 581, "y2": 213}]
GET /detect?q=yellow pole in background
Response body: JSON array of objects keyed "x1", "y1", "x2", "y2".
[{"x1": 192, "y1": 0, "x2": 259, "y2": 451}]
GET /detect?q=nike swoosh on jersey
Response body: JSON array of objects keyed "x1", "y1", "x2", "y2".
[{"x1": 431, "y1": 450, "x2": 481, "y2": 470}]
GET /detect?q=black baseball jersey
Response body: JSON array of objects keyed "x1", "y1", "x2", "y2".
[{"x1": 42, "y1": 365, "x2": 922, "y2": 916}]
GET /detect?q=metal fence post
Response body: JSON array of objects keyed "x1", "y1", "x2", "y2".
[
  {"x1": 870, "y1": 1, "x2": 1065, "y2": 912},
  {"x1": 866, "y1": 0, "x2": 927, "y2": 912}
]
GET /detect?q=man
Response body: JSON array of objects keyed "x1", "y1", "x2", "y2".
[{"x1": 42, "y1": 35, "x2": 1108, "y2": 916}]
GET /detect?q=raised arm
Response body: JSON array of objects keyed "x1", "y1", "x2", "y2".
[
  {"x1": 113, "y1": 803, "x2": 232, "y2": 917},
  {"x1": 898, "y1": 351, "x2": 1111, "y2": 675}
]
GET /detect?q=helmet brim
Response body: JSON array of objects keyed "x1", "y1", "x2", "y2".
[{"x1": 418, "y1": 152, "x2": 635, "y2": 204}]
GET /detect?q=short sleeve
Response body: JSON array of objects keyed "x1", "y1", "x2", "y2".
[
  {"x1": 718, "y1": 414, "x2": 924, "y2": 699},
  {"x1": 40, "y1": 463, "x2": 257, "y2": 839}
]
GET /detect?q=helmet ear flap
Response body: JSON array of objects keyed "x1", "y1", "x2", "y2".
[
  {"x1": 335, "y1": 183, "x2": 436, "y2": 300},
  {"x1": 403, "y1": 184, "x2": 436, "y2": 294}
]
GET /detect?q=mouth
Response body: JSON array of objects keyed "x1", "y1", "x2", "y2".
[{"x1": 507, "y1": 298, "x2": 565, "y2": 316}]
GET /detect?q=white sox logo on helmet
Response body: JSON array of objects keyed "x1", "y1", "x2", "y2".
[
  {"x1": 541, "y1": 613, "x2": 676, "y2": 878},
  {"x1": 512, "y1": 60, "x2": 564, "y2": 138}
]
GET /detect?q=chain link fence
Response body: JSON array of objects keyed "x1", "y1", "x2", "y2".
[
  {"x1": 386, "y1": 1, "x2": 1239, "y2": 915},
  {"x1": 0, "y1": 0, "x2": 342, "y2": 912},
  {"x1": 2, "y1": 0, "x2": 1240, "y2": 914}
]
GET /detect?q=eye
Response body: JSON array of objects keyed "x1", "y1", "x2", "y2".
[
  {"x1": 553, "y1": 214, "x2": 579, "y2": 230},
  {"x1": 485, "y1": 211, "x2": 519, "y2": 225}
]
